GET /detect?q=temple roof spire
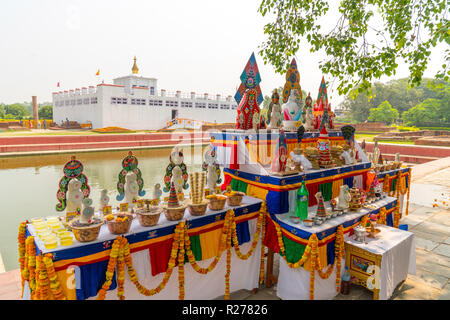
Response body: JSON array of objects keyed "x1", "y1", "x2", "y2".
[{"x1": 132, "y1": 56, "x2": 139, "y2": 74}]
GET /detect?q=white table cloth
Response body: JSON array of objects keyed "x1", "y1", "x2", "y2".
[{"x1": 345, "y1": 224, "x2": 416, "y2": 300}]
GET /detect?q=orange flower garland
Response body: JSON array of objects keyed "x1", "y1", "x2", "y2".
[
  {"x1": 178, "y1": 222, "x2": 185, "y2": 300},
  {"x1": 230, "y1": 209, "x2": 264, "y2": 260},
  {"x1": 27, "y1": 238, "x2": 37, "y2": 298},
  {"x1": 393, "y1": 202, "x2": 401, "y2": 228},
  {"x1": 259, "y1": 207, "x2": 267, "y2": 285},
  {"x1": 124, "y1": 226, "x2": 180, "y2": 296},
  {"x1": 116, "y1": 237, "x2": 126, "y2": 300},
  {"x1": 225, "y1": 221, "x2": 232, "y2": 300},
  {"x1": 378, "y1": 207, "x2": 387, "y2": 225},
  {"x1": 43, "y1": 254, "x2": 66, "y2": 300},
  {"x1": 18, "y1": 222, "x2": 27, "y2": 295},
  {"x1": 406, "y1": 169, "x2": 411, "y2": 216},
  {"x1": 36, "y1": 255, "x2": 50, "y2": 300},
  {"x1": 97, "y1": 236, "x2": 121, "y2": 300}
]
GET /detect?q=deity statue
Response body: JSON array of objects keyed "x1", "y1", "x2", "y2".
[
  {"x1": 271, "y1": 130, "x2": 288, "y2": 172},
  {"x1": 202, "y1": 144, "x2": 222, "y2": 194},
  {"x1": 116, "y1": 151, "x2": 145, "y2": 201},
  {"x1": 337, "y1": 184, "x2": 351, "y2": 210},
  {"x1": 163, "y1": 146, "x2": 189, "y2": 193},
  {"x1": 67, "y1": 179, "x2": 83, "y2": 213},
  {"x1": 235, "y1": 89, "x2": 260, "y2": 130},
  {"x1": 124, "y1": 171, "x2": 139, "y2": 209},
  {"x1": 282, "y1": 90, "x2": 302, "y2": 121},
  {"x1": 302, "y1": 93, "x2": 313, "y2": 123},
  {"x1": 303, "y1": 103, "x2": 314, "y2": 131},
  {"x1": 267, "y1": 89, "x2": 283, "y2": 129}
]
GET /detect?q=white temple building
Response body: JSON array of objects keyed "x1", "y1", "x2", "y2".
[{"x1": 52, "y1": 57, "x2": 237, "y2": 130}]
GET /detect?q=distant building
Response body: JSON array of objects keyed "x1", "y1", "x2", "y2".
[
  {"x1": 333, "y1": 107, "x2": 346, "y2": 118},
  {"x1": 52, "y1": 57, "x2": 237, "y2": 130}
]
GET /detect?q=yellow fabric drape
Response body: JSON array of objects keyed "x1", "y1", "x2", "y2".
[
  {"x1": 56, "y1": 269, "x2": 76, "y2": 300},
  {"x1": 199, "y1": 228, "x2": 223, "y2": 260},
  {"x1": 331, "y1": 179, "x2": 343, "y2": 199},
  {"x1": 246, "y1": 184, "x2": 269, "y2": 201}
]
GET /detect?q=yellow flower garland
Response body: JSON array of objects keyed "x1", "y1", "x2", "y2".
[
  {"x1": 178, "y1": 222, "x2": 185, "y2": 300},
  {"x1": 378, "y1": 207, "x2": 387, "y2": 225},
  {"x1": 43, "y1": 254, "x2": 66, "y2": 300}
]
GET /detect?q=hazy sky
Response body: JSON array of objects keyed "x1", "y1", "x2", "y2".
[{"x1": 0, "y1": 0, "x2": 445, "y2": 105}]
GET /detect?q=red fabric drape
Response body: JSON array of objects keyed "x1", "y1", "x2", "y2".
[
  {"x1": 306, "y1": 183, "x2": 320, "y2": 206},
  {"x1": 148, "y1": 238, "x2": 173, "y2": 276},
  {"x1": 263, "y1": 217, "x2": 280, "y2": 253},
  {"x1": 221, "y1": 174, "x2": 232, "y2": 191}
]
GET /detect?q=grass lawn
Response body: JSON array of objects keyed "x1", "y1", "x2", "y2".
[{"x1": 355, "y1": 133, "x2": 377, "y2": 142}]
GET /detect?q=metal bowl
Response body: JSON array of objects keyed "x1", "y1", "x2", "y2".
[
  {"x1": 302, "y1": 219, "x2": 314, "y2": 227},
  {"x1": 289, "y1": 216, "x2": 301, "y2": 224}
]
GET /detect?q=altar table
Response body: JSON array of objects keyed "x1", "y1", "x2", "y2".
[
  {"x1": 344, "y1": 224, "x2": 416, "y2": 300},
  {"x1": 23, "y1": 196, "x2": 263, "y2": 300}
]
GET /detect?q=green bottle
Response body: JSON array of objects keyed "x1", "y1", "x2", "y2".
[{"x1": 295, "y1": 181, "x2": 309, "y2": 220}]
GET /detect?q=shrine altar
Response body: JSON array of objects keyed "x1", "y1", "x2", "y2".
[
  {"x1": 21, "y1": 196, "x2": 264, "y2": 300},
  {"x1": 272, "y1": 196, "x2": 399, "y2": 300},
  {"x1": 344, "y1": 224, "x2": 416, "y2": 300}
]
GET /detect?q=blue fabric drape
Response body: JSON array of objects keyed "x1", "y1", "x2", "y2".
[
  {"x1": 343, "y1": 177, "x2": 354, "y2": 188},
  {"x1": 235, "y1": 220, "x2": 250, "y2": 245},
  {"x1": 76, "y1": 259, "x2": 117, "y2": 300},
  {"x1": 266, "y1": 190, "x2": 289, "y2": 214}
]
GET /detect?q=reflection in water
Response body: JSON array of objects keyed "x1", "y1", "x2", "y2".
[{"x1": 0, "y1": 146, "x2": 210, "y2": 271}]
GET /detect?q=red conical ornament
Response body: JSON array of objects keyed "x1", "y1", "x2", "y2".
[{"x1": 167, "y1": 182, "x2": 179, "y2": 208}]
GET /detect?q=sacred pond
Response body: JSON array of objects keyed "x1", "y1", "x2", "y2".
[{"x1": 0, "y1": 146, "x2": 207, "y2": 271}]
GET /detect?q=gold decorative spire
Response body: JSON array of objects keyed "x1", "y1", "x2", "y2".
[{"x1": 132, "y1": 56, "x2": 139, "y2": 74}]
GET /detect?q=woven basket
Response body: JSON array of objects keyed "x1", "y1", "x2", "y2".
[
  {"x1": 208, "y1": 197, "x2": 226, "y2": 211},
  {"x1": 106, "y1": 213, "x2": 134, "y2": 234},
  {"x1": 69, "y1": 219, "x2": 103, "y2": 242},
  {"x1": 187, "y1": 201, "x2": 208, "y2": 216},
  {"x1": 136, "y1": 206, "x2": 162, "y2": 227},
  {"x1": 226, "y1": 192, "x2": 245, "y2": 206},
  {"x1": 163, "y1": 205, "x2": 187, "y2": 221}
]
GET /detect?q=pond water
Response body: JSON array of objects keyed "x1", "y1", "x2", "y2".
[{"x1": 0, "y1": 146, "x2": 210, "y2": 271}]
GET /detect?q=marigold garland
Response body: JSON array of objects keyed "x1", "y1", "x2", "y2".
[
  {"x1": 406, "y1": 169, "x2": 411, "y2": 216},
  {"x1": 18, "y1": 222, "x2": 27, "y2": 296},
  {"x1": 43, "y1": 254, "x2": 66, "y2": 300},
  {"x1": 393, "y1": 202, "x2": 401, "y2": 228},
  {"x1": 178, "y1": 222, "x2": 185, "y2": 300},
  {"x1": 378, "y1": 207, "x2": 387, "y2": 225}
]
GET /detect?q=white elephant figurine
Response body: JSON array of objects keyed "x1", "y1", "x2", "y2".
[
  {"x1": 203, "y1": 145, "x2": 220, "y2": 193},
  {"x1": 337, "y1": 185, "x2": 351, "y2": 210},
  {"x1": 99, "y1": 189, "x2": 110, "y2": 209},
  {"x1": 124, "y1": 171, "x2": 139, "y2": 209},
  {"x1": 152, "y1": 183, "x2": 162, "y2": 201},
  {"x1": 80, "y1": 197, "x2": 94, "y2": 224},
  {"x1": 67, "y1": 179, "x2": 83, "y2": 213}
]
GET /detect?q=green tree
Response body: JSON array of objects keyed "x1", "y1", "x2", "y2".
[
  {"x1": 258, "y1": 0, "x2": 449, "y2": 97},
  {"x1": 368, "y1": 101, "x2": 399, "y2": 124},
  {"x1": 0, "y1": 104, "x2": 5, "y2": 118},
  {"x1": 402, "y1": 98, "x2": 444, "y2": 125},
  {"x1": 340, "y1": 78, "x2": 447, "y2": 122},
  {"x1": 38, "y1": 105, "x2": 53, "y2": 119},
  {"x1": 4, "y1": 103, "x2": 29, "y2": 119}
]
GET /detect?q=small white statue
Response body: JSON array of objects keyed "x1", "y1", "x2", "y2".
[
  {"x1": 99, "y1": 189, "x2": 110, "y2": 209},
  {"x1": 303, "y1": 106, "x2": 314, "y2": 131},
  {"x1": 282, "y1": 91, "x2": 302, "y2": 131},
  {"x1": 252, "y1": 111, "x2": 260, "y2": 131},
  {"x1": 290, "y1": 150, "x2": 312, "y2": 171},
  {"x1": 124, "y1": 171, "x2": 139, "y2": 209},
  {"x1": 203, "y1": 145, "x2": 220, "y2": 193},
  {"x1": 337, "y1": 185, "x2": 351, "y2": 210},
  {"x1": 152, "y1": 183, "x2": 162, "y2": 201},
  {"x1": 171, "y1": 165, "x2": 184, "y2": 194},
  {"x1": 80, "y1": 198, "x2": 94, "y2": 224},
  {"x1": 372, "y1": 141, "x2": 380, "y2": 165},
  {"x1": 67, "y1": 179, "x2": 83, "y2": 213}
]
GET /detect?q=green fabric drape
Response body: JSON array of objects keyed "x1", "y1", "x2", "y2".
[
  {"x1": 280, "y1": 235, "x2": 306, "y2": 264},
  {"x1": 319, "y1": 182, "x2": 333, "y2": 201},
  {"x1": 231, "y1": 178, "x2": 248, "y2": 194},
  {"x1": 185, "y1": 234, "x2": 202, "y2": 263},
  {"x1": 391, "y1": 178, "x2": 396, "y2": 191}
]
